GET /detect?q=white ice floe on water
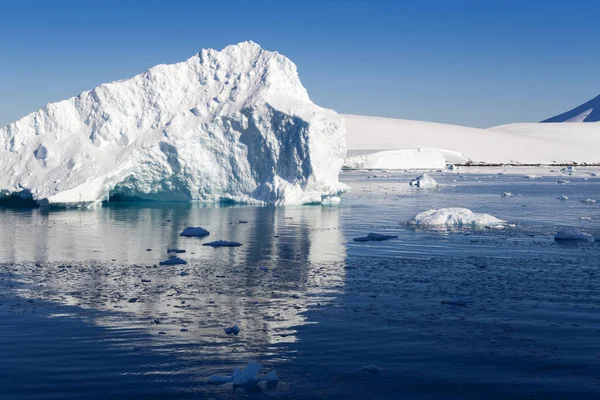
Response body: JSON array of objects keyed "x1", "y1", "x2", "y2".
[
  {"x1": 0, "y1": 42, "x2": 347, "y2": 207},
  {"x1": 321, "y1": 196, "x2": 341, "y2": 205},
  {"x1": 525, "y1": 175, "x2": 543, "y2": 179},
  {"x1": 208, "y1": 362, "x2": 279, "y2": 386},
  {"x1": 580, "y1": 198, "x2": 597, "y2": 204},
  {"x1": 410, "y1": 207, "x2": 505, "y2": 228},
  {"x1": 409, "y1": 173, "x2": 438, "y2": 188},
  {"x1": 557, "y1": 195, "x2": 569, "y2": 200},
  {"x1": 501, "y1": 192, "x2": 514, "y2": 197},
  {"x1": 554, "y1": 229, "x2": 593, "y2": 241}
]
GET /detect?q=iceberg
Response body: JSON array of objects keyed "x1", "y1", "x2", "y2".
[
  {"x1": 0, "y1": 42, "x2": 347, "y2": 207},
  {"x1": 554, "y1": 229, "x2": 593, "y2": 241},
  {"x1": 410, "y1": 207, "x2": 505, "y2": 228},
  {"x1": 409, "y1": 173, "x2": 438, "y2": 188}
]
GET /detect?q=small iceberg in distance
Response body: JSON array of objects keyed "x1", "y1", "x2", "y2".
[
  {"x1": 409, "y1": 173, "x2": 438, "y2": 188},
  {"x1": 180, "y1": 227, "x2": 210, "y2": 237},
  {"x1": 409, "y1": 207, "x2": 505, "y2": 228},
  {"x1": 203, "y1": 240, "x2": 243, "y2": 248},
  {"x1": 353, "y1": 232, "x2": 398, "y2": 242},
  {"x1": 159, "y1": 257, "x2": 187, "y2": 265},
  {"x1": 554, "y1": 229, "x2": 593, "y2": 241}
]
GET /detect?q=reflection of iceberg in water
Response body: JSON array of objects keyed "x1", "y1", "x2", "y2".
[{"x1": 0, "y1": 203, "x2": 346, "y2": 361}]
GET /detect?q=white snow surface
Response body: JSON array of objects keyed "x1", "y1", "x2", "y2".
[
  {"x1": 0, "y1": 42, "x2": 347, "y2": 206},
  {"x1": 410, "y1": 207, "x2": 505, "y2": 227},
  {"x1": 343, "y1": 114, "x2": 600, "y2": 168}
]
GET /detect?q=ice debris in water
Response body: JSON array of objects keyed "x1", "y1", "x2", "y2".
[
  {"x1": 554, "y1": 229, "x2": 593, "y2": 241},
  {"x1": 353, "y1": 232, "x2": 398, "y2": 242},
  {"x1": 180, "y1": 227, "x2": 210, "y2": 237},
  {"x1": 224, "y1": 325, "x2": 241, "y2": 335},
  {"x1": 159, "y1": 257, "x2": 187, "y2": 265},
  {"x1": 525, "y1": 175, "x2": 542, "y2": 179},
  {"x1": 361, "y1": 365, "x2": 381, "y2": 374},
  {"x1": 561, "y1": 166, "x2": 576, "y2": 175},
  {"x1": 208, "y1": 362, "x2": 278, "y2": 386},
  {"x1": 580, "y1": 198, "x2": 597, "y2": 204},
  {"x1": 203, "y1": 240, "x2": 243, "y2": 247},
  {"x1": 409, "y1": 173, "x2": 438, "y2": 188},
  {"x1": 410, "y1": 207, "x2": 505, "y2": 227},
  {"x1": 321, "y1": 196, "x2": 341, "y2": 205},
  {"x1": 557, "y1": 195, "x2": 569, "y2": 200},
  {"x1": 501, "y1": 192, "x2": 513, "y2": 197}
]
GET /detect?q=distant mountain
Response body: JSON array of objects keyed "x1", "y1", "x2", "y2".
[{"x1": 542, "y1": 94, "x2": 600, "y2": 122}]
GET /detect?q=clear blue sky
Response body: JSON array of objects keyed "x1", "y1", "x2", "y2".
[{"x1": 1, "y1": 0, "x2": 599, "y2": 128}]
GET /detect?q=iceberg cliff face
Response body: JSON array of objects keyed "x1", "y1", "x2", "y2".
[{"x1": 0, "y1": 41, "x2": 347, "y2": 206}]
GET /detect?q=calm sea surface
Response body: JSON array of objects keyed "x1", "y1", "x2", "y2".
[{"x1": 1, "y1": 169, "x2": 599, "y2": 399}]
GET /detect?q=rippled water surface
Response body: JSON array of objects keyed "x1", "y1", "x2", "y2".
[{"x1": 1, "y1": 169, "x2": 599, "y2": 399}]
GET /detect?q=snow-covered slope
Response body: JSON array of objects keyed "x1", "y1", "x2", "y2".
[
  {"x1": 542, "y1": 94, "x2": 600, "y2": 122},
  {"x1": 0, "y1": 42, "x2": 346, "y2": 207},
  {"x1": 343, "y1": 114, "x2": 600, "y2": 168}
]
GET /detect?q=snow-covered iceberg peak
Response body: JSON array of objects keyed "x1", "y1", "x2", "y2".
[{"x1": 0, "y1": 41, "x2": 347, "y2": 207}]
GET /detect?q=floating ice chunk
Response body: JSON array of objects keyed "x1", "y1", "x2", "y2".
[
  {"x1": 180, "y1": 227, "x2": 210, "y2": 237},
  {"x1": 204, "y1": 240, "x2": 243, "y2": 247},
  {"x1": 561, "y1": 166, "x2": 576, "y2": 175},
  {"x1": 232, "y1": 362, "x2": 263, "y2": 386},
  {"x1": 554, "y1": 229, "x2": 593, "y2": 241},
  {"x1": 557, "y1": 195, "x2": 569, "y2": 200},
  {"x1": 557, "y1": 180, "x2": 570, "y2": 184},
  {"x1": 525, "y1": 175, "x2": 542, "y2": 179},
  {"x1": 353, "y1": 232, "x2": 398, "y2": 242},
  {"x1": 159, "y1": 257, "x2": 187, "y2": 265},
  {"x1": 409, "y1": 173, "x2": 438, "y2": 188},
  {"x1": 361, "y1": 365, "x2": 381, "y2": 374},
  {"x1": 410, "y1": 207, "x2": 504, "y2": 227},
  {"x1": 224, "y1": 325, "x2": 241, "y2": 335},
  {"x1": 321, "y1": 196, "x2": 341, "y2": 205},
  {"x1": 265, "y1": 370, "x2": 280, "y2": 383},
  {"x1": 441, "y1": 297, "x2": 474, "y2": 306},
  {"x1": 367, "y1": 232, "x2": 398, "y2": 241},
  {"x1": 580, "y1": 199, "x2": 597, "y2": 204},
  {"x1": 501, "y1": 192, "x2": 513, "y2": 197}
]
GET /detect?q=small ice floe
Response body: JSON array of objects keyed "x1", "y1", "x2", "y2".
[
  {"x1": 208, "y1": 362, "x2": 279, "y2": 386},
  {"x1": 580, "y1": 217, "x2": 592, "y2": 220},
  {"x1": 554, "y1": 229, "x2": 593, "y2": 241},
  {"x1": 353, "y1": 232, "x2": 398, "y2": 242},
  {"x1": 525, "y1": 174, "x2": 542, "y2": 179},
  {"x1": 410, "y1": 207, "x2": 504, "y2": 228},
  {"x1": 441, "y1": 297, "x2": 474, "y2": 306},
  {"x1": 580, "y1": 199, "x2": 597, "y2": 204},
  {"x1": 557, "y1": 180, "x2": 570, "y2": 184},
  {"x1": 224, "y1": 325, "x2": 241, "y2": 335},
  {"x1": 167, "y1": 248, "x2": 185, "y2": 253},
  {"x1": 179, "y1": 227, "x2": 210, "y2": 237},
  {"x1": 360, "y1": 365, "x2": 381, "y2": 374},
  {"x1": 501, "y1": 192, "x2": 513, "y2": 197},
  {"x1": 159, "y1": 257, "x2": 187, "y2": 265},
  {"x1": 321, "y1": 196, "x2": 341, "y2": 205},
  {"x1": 203, "y1": 240, "x2": 243, "y2": 247},
  {"x1": 561, "y1": 166, "x2": 576, "y2": 175},
  {"x1": 557, "y1": 195, "x2": 569, "y2": 200},
  {"x1": 409, "y1": 174, "x2": 438, "y2": 188}
]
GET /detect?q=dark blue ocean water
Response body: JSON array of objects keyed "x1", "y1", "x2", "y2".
[{"x1": 1, "y1": 170, "x2": 599, "y2": 399}]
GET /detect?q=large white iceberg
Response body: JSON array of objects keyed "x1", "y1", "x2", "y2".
[
  {"x1": 0, "y1": 41, "x2": 347, "y2": 207},
  {"x1": 410, "y1": 207, "x2": 505, "y2": 227}
]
